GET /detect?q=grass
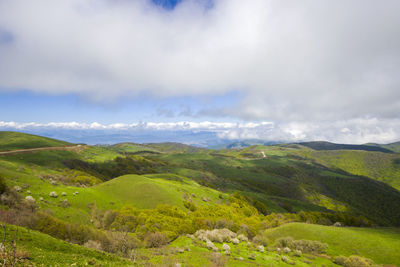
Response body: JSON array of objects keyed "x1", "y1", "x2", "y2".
[
  {"x1": 138, "y1": 235, "x2": 339, "y2": 266},
  {"x1": 263, "y1": 222, "x2": 400, "y2": 266},
  {"x1": 0, "y1": 131, "x2": 71, "y2": 151},
  {"x1": 300, "y1": 149, "x2": 400, "y2": 190},
  {"x1": 0, "y1": 223, "x2": 133, "y2": 266}
]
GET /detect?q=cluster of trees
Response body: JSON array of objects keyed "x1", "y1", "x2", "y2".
[{"x1": 63, "y1": 155, "x2": 164, "y2": 180}]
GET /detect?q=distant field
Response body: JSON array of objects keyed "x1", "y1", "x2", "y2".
[
  {"x1": 0, "y1": 131, "x2": 71, "y2": 151},
  {"x1": 263, "y1": 222, "x2": 400, "y2": 266}
]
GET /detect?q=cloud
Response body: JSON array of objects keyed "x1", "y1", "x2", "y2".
[
  {"x1": 0, "y1": 0, "x2": 399, "y2": 124},
  {"x1": 2, "y1": 119, "x2": 400, "y2": 144}
]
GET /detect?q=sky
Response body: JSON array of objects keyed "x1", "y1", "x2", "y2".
[{"x1": 1, "y1": 0, "x2": 400, "y2": 145}]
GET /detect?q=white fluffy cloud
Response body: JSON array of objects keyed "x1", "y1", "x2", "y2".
[
  {"x1": 2, "y1": 119, "x2": 400, "y2": 144},
  {"x1": 0, "y1": 0, "x2": 399, "y2": 122}
]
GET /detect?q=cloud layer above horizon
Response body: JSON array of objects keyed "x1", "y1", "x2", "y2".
[
  {"x1": 2, "y1": 119, "x2": 399, "y2": 145},
  {"x1": 0, "y1": 0, "x2": 400, "y2": 143}
]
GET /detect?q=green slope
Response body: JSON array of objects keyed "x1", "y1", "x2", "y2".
[
  {"x1": 263, "y1": 222, "x2": 400, "y2": 266},
  {"x1": 300, "y1": 149, "x2": 400, "y2": 190},
  {"x1": 0, "y1": 131, "x2": 71, "y2": 151},
  {"x1": 0, "y1": 223, "x2": 132, "y2": 266},
  {"x1": 94, "y1": 173, "x2": 225, "y2": 209}
]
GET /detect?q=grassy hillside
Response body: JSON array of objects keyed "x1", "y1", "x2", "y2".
[
  {"x1": 0, "y1": 223, "x2": 132, "y2": 266},
  {"x1": 1, "y1": 134, "x2": 400, "y2": 266},
  {"x1": 300, "y1": 149, "x2": 400, "y2": 190},
  {"x1": 263, "y1": 222, "x2": 400, "y2": 266},
  {"x1": 94, "y1": 173, "x2": 225, "y2": 209},
  {"x1": 298, "y1": 141, "x2": 393, "y2": 153},
  {"x1": 0, "y1": 131, "x2": 71, "y2": 151}
]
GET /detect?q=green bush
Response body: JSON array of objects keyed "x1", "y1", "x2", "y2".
[
  {"x1": 344, "y1": 255, "x2": 374, "y2": 267},
  {"x1": 252, "y1": 232, "x2": 269, "y2": 246},
  {"x1": 292, "y1": 239, "x2": 328, "y2": 254},
  {"x1": 333, "y1": 255, "x2": 348, "y2": 266},
  {"x1": 275, "y1": 236, "x2": 294, "y2": 248},
  {"x1": 144, "y1": 232, "x2": 168, "y2": 248}
]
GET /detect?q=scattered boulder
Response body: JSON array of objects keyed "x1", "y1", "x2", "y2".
[
  {"x1": 231, "y1": 238, "x2": 239, "y2": 245},
  {"x1": 294, "y1": 249, "x2": 302, "y2": 257},
  {"x1": 238, "y1": 257, "x2": 243, "y2": 261},
  {"x1": 14, "y1": 186, "x2": 22, "y2": 192},
  {"x1": 177, "y1": 248, "x2": 184, "y2": 253},
  {"x1": 26, "y1": 190, "x2": 31, "y2": 194},
  {"x1": 174, "y1": 263, "x2": 181, "y2": 267},
  {"x1": 50, "y1": 180, "x2": 58, "y2": 186},
  {"x1": 61, "y1": 199, "x2": 70, "y2": 208},
  {"x1": 237, "y1": 234, "x2": 248, "y2": 242},
  {"x1": 281, "y1": 256, "x2": 289, "y2": 263},
  {"x1": 62, "y1": 192, "x2": 67, "y2": 196},
  {"x1": 202, "y1": 197, "x2": 208, "y2": 202},
  {"x1": 277, "y1": 248, "x2": 281, "y2": 252},
  {"x1": 333, "y1": 222, "x2": 343, "y2": 227},
  {"x1": 39, "y1": 197, "x2": 44, "y2": 201},
  {"x1": 49, "y1": 191, "x2": 58, "y2": 198},
  {"x1": 248, "y1": 253, "x2": 256, "y2": 260},
  {"x1": 257, "y1": 245, "x2": 265, "y2": 253},
  {"x1": 222, "y1": 243, "x2": 230, "y2": 251},
  {"x1": 25, "y1": 196, "x2": 35, "y2": 202},
  {"x1": 206, "y1": 240, "x2": 217, "y2": 251},
  {"x1": 222, "y1": 243, "x2": 231, "y2": 255},
  {"x1": 284, "y1": 247, "x2": 291, "y2": 253},
  {"x1": 194, "y1": 228, "x2": 236, "y2": 243}
]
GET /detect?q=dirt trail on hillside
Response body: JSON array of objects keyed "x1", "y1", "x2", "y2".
[{"x1": 0, "y1": 145, "x2": 87, "y2": 155}]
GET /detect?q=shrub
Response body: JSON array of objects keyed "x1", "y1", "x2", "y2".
[
  {"x1": 275, "y1": 236, "x2": 294, "y2": 248},
  {"x1": 344, "y1": 255, "x2": 374, "y2": 267},
  {"x1": 144, "y1": 232, "x2": 168, "y2": 248},
  {"x1": 333, "y1": 255, "x2": 348, "y2": 266},
  {"x1": 294, "y1": 249, "x2": 302, "y2": 257},
  {"x1": 194, "y1": 228, "x2": 236, "y2": 243},
  {"x1": 84, "y1": 240, "x2": 102, "y2": 251},
  {"x1": 183, "y1": 200, "x2": 197, "y2": 211},
  {"x1": 292, "y1": 239, "x2": 328, "y2": 254},
  {"x1": 252, "y1": 232, "x2": 269, "y2": 246}
]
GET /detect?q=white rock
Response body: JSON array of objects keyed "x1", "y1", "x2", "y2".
[
  {"x1": 25, "y1": 195, "x2": 35, "y2": 202},
  {"x1": 237, "y1": 234, "x2": 248, "y2": 242},
  {"x1": 283, "y1": 247, "x2": 291, "y2": 253},
  {"x1": 222, "y1": 243, "x2": 230, "y2": 251},
  {"x1": 257, "y1": 245, "x2": 265, "y2": 252},
  {"x1": 62, "y1": 192, "x2": 67, "y2": 196},
  {"x1": 231, "y1": 238, "x2": 239, "y2": 245},
  {"x1": 49, "y1": 191, "x2": 58, "y2": 198},
  {"x1": 14, "y1": 186, "x2": 22, "y2": 192}
]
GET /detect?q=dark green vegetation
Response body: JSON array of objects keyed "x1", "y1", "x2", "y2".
[
  {"x1": 298, "y1": 141, "x2": 394, "y2": 153},
  {"x1": 0, "y1": 131, "x2": 399, "y2": 266}
]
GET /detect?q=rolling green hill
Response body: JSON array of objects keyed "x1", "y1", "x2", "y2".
[
  {"x1": 299, "y1": 149, "x2": 400, "y2": 190},
  {"x1": 0, "y1": 223, "x2": 132, "y2": 266},
  {"x1": 298, "y1": 141, "x2": 393, "y2": 153},
  {"x1": 263, "y1": 222, "x2": 400, "y2": 266},
  {"x1": 0, "y1": 131, "x2": 71, "y2": 151},
  {"x1": 1, "y1": 133, "x2": 400, "y2": 266}
]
